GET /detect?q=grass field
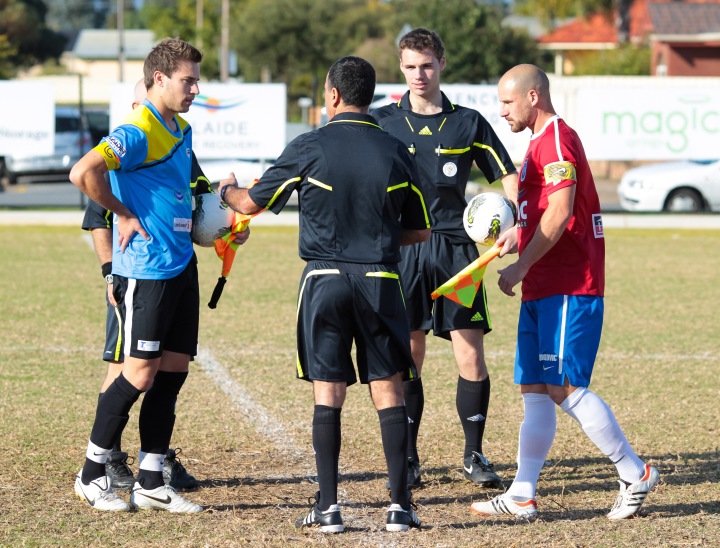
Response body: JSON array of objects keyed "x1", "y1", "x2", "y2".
[{"x1": 0, "y1": 225, "x2": 718, "y2": 547}]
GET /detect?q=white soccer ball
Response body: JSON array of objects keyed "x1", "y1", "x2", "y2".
[
  {"x1": 191, "y1": 193, "x2": 234, "y2": 247},
  {"x1": 463, "y1": 192, "x2": 516, "y2": 246}
]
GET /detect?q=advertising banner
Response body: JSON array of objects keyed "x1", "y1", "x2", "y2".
[
  {"x1": 0, "y1": 82, "x2": 54, "y2": 157},
  {"x1": 110, "y1": 83, "x2": 287, "y2": 160},
  {"x1": 576, "y1": 87, "x2": 720, "y2": 160}
]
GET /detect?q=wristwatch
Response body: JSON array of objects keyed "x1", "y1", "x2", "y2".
[{"x1": 105, "y1": 274, "x2": 114, "y2": 285}]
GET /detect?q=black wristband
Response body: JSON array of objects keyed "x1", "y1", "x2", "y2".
[
  {"x1": 220, "y1": 183, "x2": 235, "y2": 203},
  {"x1": 101, "y1": 262, "x2": 112, "y2": 278}
]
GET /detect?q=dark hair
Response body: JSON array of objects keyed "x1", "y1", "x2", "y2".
[
  {"x1": 327, "y1": 56, "x2": 376, "y2": 108},
  {"x1": 398, "y1": 27, "x2": 445, "y2": 61},
  {"x1": 144, "y1": 38, "x2": 203, "y2": 89}
]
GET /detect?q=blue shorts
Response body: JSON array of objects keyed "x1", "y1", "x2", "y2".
[{"x1": 514, "y1": 295, "x2": 603, "y2": 387}]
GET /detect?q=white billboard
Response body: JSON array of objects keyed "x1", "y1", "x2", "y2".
[
  {"x1": 110, "y1": 83, "x2": 287, "y2": 160},
  {"x1": 0, "y1": 82, "x2": 54, "y2": 157},
  {"x1": 576, "y1": 87, "x2": 720, "y2": 161}
]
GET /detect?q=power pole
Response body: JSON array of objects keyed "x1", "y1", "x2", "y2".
[
  {"x1": 220, "y1": 0, "x2": 229, "y2": 82},
  {"x1": 117, "y1": 0, "x2": 125, "y2": 82},
  {"x1": 196, "y1": 0, "x2": 204, "y2": 50}
]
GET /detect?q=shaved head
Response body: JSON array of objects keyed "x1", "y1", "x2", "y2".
[
  {"x1": 497, "y1": 64, "x2": 555, "y2": 134},
  {"x1": 499, "y1": 64, "x2": 549, "y2": 98}
]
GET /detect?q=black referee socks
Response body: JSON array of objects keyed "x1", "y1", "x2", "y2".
[
  {"x1": 83, "y1": 373, "x2": 142, "y2": 483},
  {"x1": 403, "y1": 378, "x2": 424, "y2": 462},
  {"x1": 456, "y1": 375, "x2": 491, "y2": 459},
  {"x1": 312, "y1": 405, "x2": 342, "y2": 510},
  {"x1": 379, "y1": 405, "x2": 409, "y2": 507}
]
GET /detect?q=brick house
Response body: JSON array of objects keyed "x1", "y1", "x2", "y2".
[{"x1": 538, "y1": 0, "x2": 720, "y2": 76}]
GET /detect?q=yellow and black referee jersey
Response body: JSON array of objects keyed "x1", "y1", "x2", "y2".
[
  {"x1": 248, "y1": 112, "x2": 430, "y2": 264},
  {"x1": 372, "y1": 91, "x2": 516, "y2": 242}
]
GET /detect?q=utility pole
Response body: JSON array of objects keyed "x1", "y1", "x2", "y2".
[
  {"x1": 196, "y1": 0, "x2": 204, "y2": 50},
  {"x1": 220, "y1": 0, "x2": 229, "y2": 82},
  {"x1": 117, "y1": 0, "x2": 125, "y2": 82}
]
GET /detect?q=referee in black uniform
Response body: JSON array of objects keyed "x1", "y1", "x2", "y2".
[
  {"x1": 220, "y1": 56, "x2": 430, "y2": 533},
  {"x1": 373, "y1": 28, "x2": 519, "y2": 489}
]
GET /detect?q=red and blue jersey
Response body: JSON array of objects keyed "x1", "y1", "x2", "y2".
[{"x1": 517, "y1": 116, "x2": 605, "y2": 301}]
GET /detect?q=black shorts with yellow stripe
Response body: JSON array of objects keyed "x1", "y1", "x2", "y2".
[
  {"x1": 399, "y1": 232, "x2": 492, "y2": 340},
  {"x1": 102, "y1": 293, "x2": 123, "y2": 363},
  {"x1": 296, "y1": 261, "x2": 417, "y2": 386}
]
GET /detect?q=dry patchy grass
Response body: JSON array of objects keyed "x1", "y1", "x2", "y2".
[{"x1": 0, "y1": 226, "x2": 718, "y2": 546}]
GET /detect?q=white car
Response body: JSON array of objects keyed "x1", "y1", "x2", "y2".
[{"x1": 617, "y1": 160, "x2": 720, "y2": 213}]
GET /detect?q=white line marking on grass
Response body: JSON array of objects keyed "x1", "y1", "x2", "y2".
[
  {"x1": 195, "y1": 348, "x2": 309, "y2": 460},
  {"x1": 196, "y1": 349, "x2": 355, "y2": 498},
  {"x1": 0, "y1": 346, "x2": 97, "y2": 354}
]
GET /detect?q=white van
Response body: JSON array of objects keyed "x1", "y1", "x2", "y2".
[{"x1": 2, "y1": 106, "x2": 93, "y2": 184}]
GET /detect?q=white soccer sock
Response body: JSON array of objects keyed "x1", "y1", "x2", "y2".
[
  {"x1": 138, "y1": 451, "x2": 165, "y2": 473},
  {"x1": 560, "y1": 388, "x2": 645, "y2": 483},
  {"x1": 506, "y1": 393, "x2": 557, "y2": 500},
  {"x1": 86, "y1": 441, "x2": 112, "y2": 464}
]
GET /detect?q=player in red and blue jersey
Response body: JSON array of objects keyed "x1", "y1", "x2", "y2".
[{"x1": 471, "y1": 63, "x2": 659, "y2": 522}]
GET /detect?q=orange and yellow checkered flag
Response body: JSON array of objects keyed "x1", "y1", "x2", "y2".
[
  {"x1": 431, "y1": 245, "x2": 501, "y2": 308},
  {"x1": 207, "y1": 179, "x2": 264, "y2": 308}
]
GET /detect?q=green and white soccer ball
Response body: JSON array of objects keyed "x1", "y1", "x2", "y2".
[
  {"x1": 463, "y1": 192, "x2": 516, "y2": 246},
  {"x1": 191, "y1": 193, "x2": 234, "y2": 247}
]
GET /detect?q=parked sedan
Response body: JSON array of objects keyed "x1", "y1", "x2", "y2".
[{"x1": 617, "y1": 160, "x2": 720, "y2": 213}]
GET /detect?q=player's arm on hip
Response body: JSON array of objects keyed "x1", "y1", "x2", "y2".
[{"x1": 71, "y1": 151, "x2": 125, "y2": 216}]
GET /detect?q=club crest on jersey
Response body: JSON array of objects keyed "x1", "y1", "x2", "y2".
[
  {"x1": 186, "y1": 147, "x2": 191, "y2": 158},
  {"x1": 443, "y1": 162, "x2": 457, "y2": 177},
  {"x1": 520, "y1": 158, "x2": 528, "y2": 182},
  {"x1": 106, "y1": 136, "x2": 126, "y2": 158},
  {"x1": 592, "y1": 213, "x2": 604, "y2": 238}
]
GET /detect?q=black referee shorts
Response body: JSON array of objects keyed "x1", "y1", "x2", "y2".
[
  {"x1": 296, "y1": 261, "x2": 417, "y2": 386},
  {"x1": 399, "y1": 233, "x2": 492, "y2": 340},
  {"x1": 102, "y1": 294, "x2": 123, "y2": 363}
]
